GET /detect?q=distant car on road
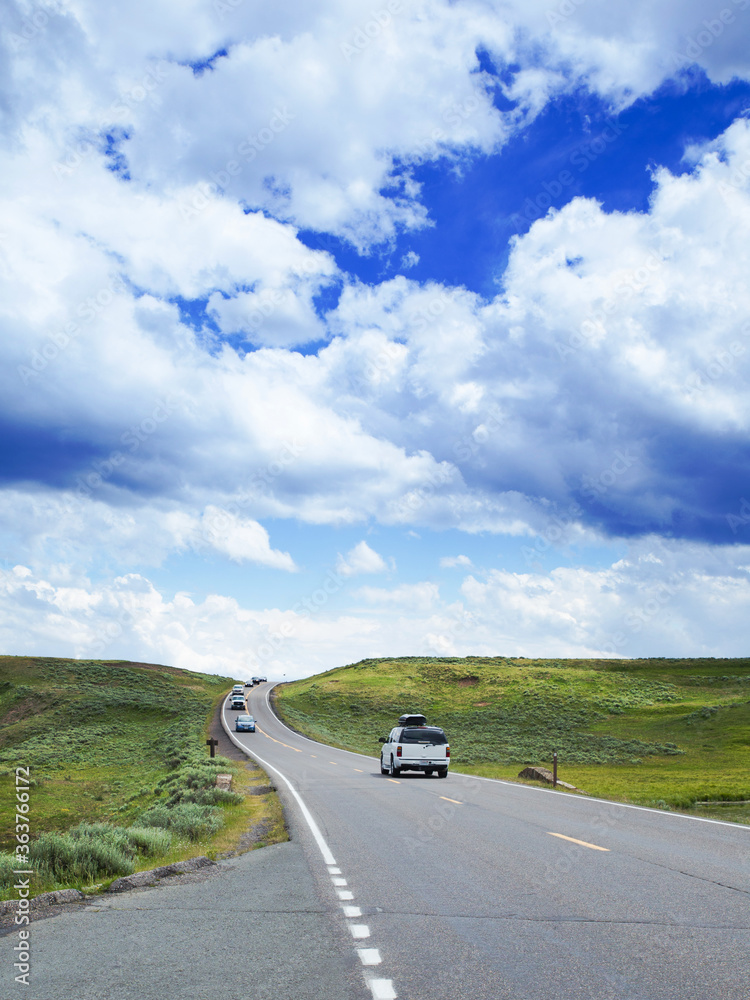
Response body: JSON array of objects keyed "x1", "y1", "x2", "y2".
[
  {"x1": 235, "y1": 714, "x2": 256, "y2": 732},
  {"x1": 229, "y1": 694, "x2": 246, "y2": 710},
  {"x1": 379, "y1": 713, "x2": 450, "y2": 777},
  {"x1": 251, "y1": 676, "x2": 266, "y2": 684},
  {"x1": 232, "y1": 684, "x2": 245, "y2": 695},
  {"x1": 244, "y1": 680, "x2": 253, "y2": 687}
]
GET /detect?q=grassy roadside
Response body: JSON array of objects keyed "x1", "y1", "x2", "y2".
[
  {"x1": 0, "y1": 656, "x2": 286, "y2": 899},
  {"x1": 274, "y1": 655, "x2": 750, "y2": 825}
]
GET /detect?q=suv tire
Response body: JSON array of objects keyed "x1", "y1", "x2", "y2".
[
  {"x1": 391, "y1": 756, "x2": 401, "y2": 777},
  {"x1": 437, "y1": 767, "x2": 448, "y2": 778}
]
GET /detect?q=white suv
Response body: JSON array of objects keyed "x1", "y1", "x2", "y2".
[{"x1": 379, "y1": 714, "x2": 450, "y2": 778}]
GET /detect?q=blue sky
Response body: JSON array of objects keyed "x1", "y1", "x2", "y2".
[{"x1": 1, "y1": 0, "x2": 750, "y2": 678}]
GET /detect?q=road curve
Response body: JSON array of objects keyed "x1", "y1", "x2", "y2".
[{"x1": 224, "y1": 684, "x2": 750, "y2": 1000}]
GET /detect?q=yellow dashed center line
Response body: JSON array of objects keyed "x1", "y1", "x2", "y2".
[
  {"x1": 353, "y1": 768, "x2": 364, "y2": 772},
  {"x1": 440, "y1": 796, "x2": 462, "y2": 804},
  {"x1": 387, "y1": 778, "x2": 400, "y2": 784},
  {"x1": 329, "y1": 761, "x2": 338, "y2": 765},
  {"x1": 547, "y1": 832, "x2": 609, "y2": 851},
  {"x1": 256, "y1": 726, "x2": 302, "y2": 752}
]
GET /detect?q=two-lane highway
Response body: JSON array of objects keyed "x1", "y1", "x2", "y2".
[{"x1": 224, "y1": 685, "x2": 750, "y2": 1000}]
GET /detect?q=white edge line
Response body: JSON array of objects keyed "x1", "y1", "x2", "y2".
[
  {"x1": 263, "y1": 684, "x2": 377, "y2": 761},
  {"x1": 221, "y1": 700, "x2": 336, "y2": 866},
  {"x1": 461, "y1": 772, "x2": 750, "y2": 831},
  {"x1": 259, "y1": 685, "x2": 750, "y2": 833},
  {"x1": 367, "y1": 977, "x2": 397, "y2": 1000}
]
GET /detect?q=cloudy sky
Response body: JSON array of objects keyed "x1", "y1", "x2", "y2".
[{"x1": 2, "y1": 0, "x2": 750, "y2": 679}]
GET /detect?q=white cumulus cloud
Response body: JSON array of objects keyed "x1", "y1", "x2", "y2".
[{"x1": 336, "y1": 540, "x2": 389, "y2": 577}]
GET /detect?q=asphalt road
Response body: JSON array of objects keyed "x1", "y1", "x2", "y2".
[{"x1": 226, "y1": 684, "x2": 750, "y2": 1000}]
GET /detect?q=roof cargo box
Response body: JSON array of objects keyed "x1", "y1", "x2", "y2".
[{"x1": 398, "y1": 713, "x2": 427, "y2": 726}]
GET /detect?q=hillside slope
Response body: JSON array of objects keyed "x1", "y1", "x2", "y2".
[
  {"x1": 275, "y1": 655, "x2": 750, "y2": 822},
  {"x1": 0, "y1": 656, "x2": 284, "y2": 897}
]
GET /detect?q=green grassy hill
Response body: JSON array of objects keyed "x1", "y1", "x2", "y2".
[
  {"x1": 0, "y1": 656, "x2": 284, "y2": 898},
  {"x1": 275, "y1": 655, "x2": 750, "y2": 823}
]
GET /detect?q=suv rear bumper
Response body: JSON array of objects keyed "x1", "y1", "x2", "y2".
[{"x1": 398, "y1": 761, "x2": 448, "y2": 772}]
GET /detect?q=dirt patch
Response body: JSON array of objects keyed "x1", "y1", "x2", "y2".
[
  {"x1": 225, "y1": 819, "x2": 275, "y2": 857},
  {"x1": 109, "y1": 660, "x2": 183, "y2": 674},
  {"x1": 0, "y1": 696, "x2": 44, "y2": 727},
  {"x1": 473, "y1": 701, "x2": 489, "y2": 707},
  {"x1": 209, "y1": 703, "x2": 261, "y2": 765},
  {"x1": 458, "y1": 677, "x2": 480, "y2": 687}
]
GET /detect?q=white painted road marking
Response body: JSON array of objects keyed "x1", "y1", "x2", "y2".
[
  {"x1": 224, "y1": 695, "x2": 399, "y2": 998},
  {"x1": 263, "y1": 684, "x2": 750, "y2": 833},
  {"x1": 224, "y1": 729, "x2": 337, "y2": 866},
  {"x1": 358, "y1": 948, "x2": 382, "y2": 966},
  {"x1": 367, "y1": 978, "x2": 397, "y2": 999}
]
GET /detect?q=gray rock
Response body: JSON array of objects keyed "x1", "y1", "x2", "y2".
[
  {"x1": 518, "y1": 766, "x2": 555, "y2": 783},
  {"x1": 106, "y1": 855, "x2": 215, "y2": 893},
  {"x1": 517, "y1": 766, "x2": 585, "y2": 793},
  {"x1": 0, "y1": 889, "x2": 85, "y2": 917}
]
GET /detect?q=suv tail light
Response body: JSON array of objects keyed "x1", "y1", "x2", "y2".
[
  {"x1": 446, "y1": 746, "x2": 450, "y2": 758},
  {"x1": 396, "y1": 746, "x2": 402, "y2": 757}
]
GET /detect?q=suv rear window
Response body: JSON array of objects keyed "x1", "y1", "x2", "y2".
[{"x1": 400, "y1": 727, "x2": 447, "y2": 745}]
